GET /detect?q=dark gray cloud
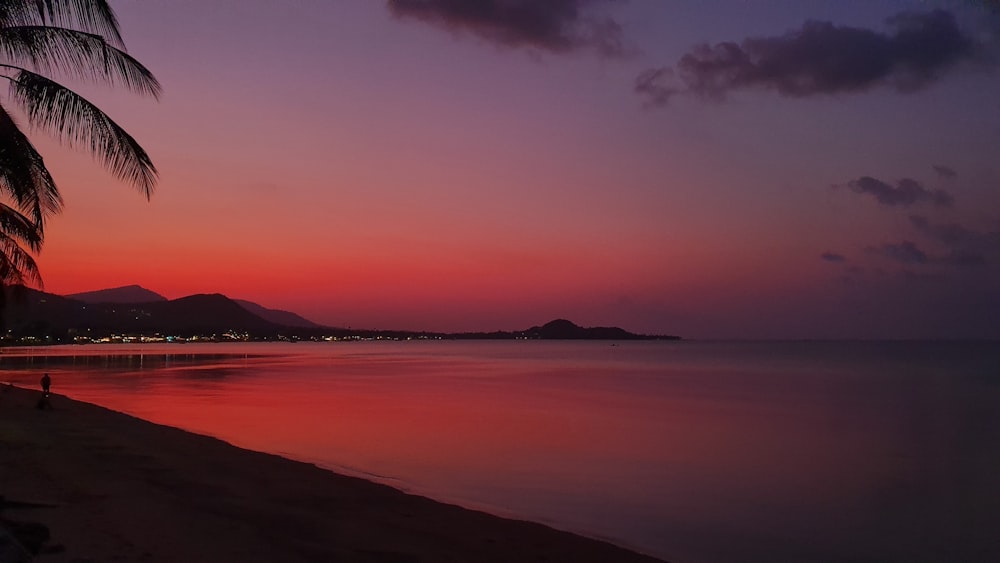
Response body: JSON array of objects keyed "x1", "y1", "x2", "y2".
[
  {"x1": 637, "y1": 9, "x2": 984, "y2": 106},
  {"x1": 387, "y1": 0, "x2": 626, "y2": 56},
  {"x1": 634, "y1": 67, "x2": 679, "y2": 107},
  {"x1": 849, "y1": 217, "x2": 999, "y2": 273},
  {"x1": 847, "y1": 176, "x2": 953, "y2": 207},
  {"x1": 932, "y1": 164, "x2": 957, "y2": 179},
  {"x1": 820, "y1": 251, "x2": 846, "y2": 262},
  {"x1": 909, "y1": 215, "x2": 976, "y2": 245},
  {"x1": 909, "y1": 214, "x2": 1000, "y2": 266},
  {"x1": 899, "y1": 268, "x2": 946, "y2": 281},
  {"x1": 941, "y1": 250, "x2": 987, "y2": 266},
  {"x1": 869, "y1": 240, "x2": 930, "y2": 264}
]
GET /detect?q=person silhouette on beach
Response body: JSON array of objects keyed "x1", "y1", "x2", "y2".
[{"x1": 37, "y1": 373, "x2": 52, "y2": 410}]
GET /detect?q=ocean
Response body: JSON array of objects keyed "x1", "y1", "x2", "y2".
[{"x1": 2, "y1": 340, "x2": 998, "y2": 562}]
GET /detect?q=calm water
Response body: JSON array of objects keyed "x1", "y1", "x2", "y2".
[{"x1": 2, "y1": 340, "x2": 998, "y2": 562}]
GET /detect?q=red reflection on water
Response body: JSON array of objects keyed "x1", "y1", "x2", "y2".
[{"x1": 6, "y1": 341, "x2": 992, "y2": 563}]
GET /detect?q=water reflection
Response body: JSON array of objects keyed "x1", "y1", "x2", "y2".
[{"x1": 1, "y1": 341, "x2": 998, "y2": 563}]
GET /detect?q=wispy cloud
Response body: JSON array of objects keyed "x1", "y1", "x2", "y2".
[
  {"x1": 637, "y1": 9, "x2": 986, "y2": 106},
  {"x1": 634, "y1": 67, "x2": 679, "y2": 107},
  {"x1": 941, "y1": 250, "x2": 987, "y2": 266},
  {"x1": 932, "y1": 165, "x2": 957, "y2": 179},
  {"x1": 857, "y1": 217, "x2": 998, "y2": 271},
  {"x1": 869, "y1": 240, "x2": 930, "y2": 264},
  {"x1": 387, "y1": 0, "x2": 627, "y2": 56},
  {"x1": 909, "y1": 215, "x2": 1000, "y2": 266},
  {"x1": 820, "y1": 251, "x2": 846, "y2": 263},
  {"x1": 846, "y1": 176, "x2": 953, "y2": 207},
  {"x1": 909, "y1": 215, "x2": 976, "y2": 245}
]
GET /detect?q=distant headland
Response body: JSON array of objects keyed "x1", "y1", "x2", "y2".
[{"x1": 0, "y1": 285, "x2": 680, "y2": 344}]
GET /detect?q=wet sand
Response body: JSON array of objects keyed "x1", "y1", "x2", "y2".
[{"x1": 0, "y1": 384, "x2": 663, "y2": 562}]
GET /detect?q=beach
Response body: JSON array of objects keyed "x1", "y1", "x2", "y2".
[{"x1": 0, "y1": 384, "x2": 662, "y2": 562}]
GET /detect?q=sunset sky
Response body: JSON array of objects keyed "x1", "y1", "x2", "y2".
[{"x1": 27, "y1": 0, "x2": 1000, "y2": 338}]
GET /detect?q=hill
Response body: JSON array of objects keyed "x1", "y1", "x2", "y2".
[
  {"x1": 520, "y1": 319, "x2": 645, "y2": 339},
  {"x1": 66, "y1": 285, "x2": 168, "y2": 304},
  {"x1": 233, "y1": 299, "x2": 321, "y2": 328},
  {"x1": 62, "y1": 285, "x2": 320, "y2": 329},
  {"x1": 1, "y1": 287, "x2": 678, "y2": 342},
  {"x1": 1, "y1": 287, "x2": 282, "y2": 338},
  {"x1": 454, "y1": 319, "x2": 678, "y2": 340},
  {"x1": 64, "y1": 285, "x2": 321, "y2": 328}
]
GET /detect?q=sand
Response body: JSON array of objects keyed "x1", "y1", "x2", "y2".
[{"x1": 0, "y1": 384, "x2": 664, "y2": 562}]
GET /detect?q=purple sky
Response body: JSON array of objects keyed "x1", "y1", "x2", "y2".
[{"x1": 30, "y1": 1, "x2": 1000, "y2": 338}]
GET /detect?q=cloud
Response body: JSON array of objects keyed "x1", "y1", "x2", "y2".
[
  {"x1": 637, "y1": 9, "x2": 985, "y2": 106},
  {"x1": 909, "y1": 215, "x2": 976, "y2": 245},
  {"x1": 847, "y1": 176, "x2": 953, "y2": 207},
  {"x1": 899, "y1": 268, "x2": 945, "y2": 281},
  {"x1": 869, "y1": 240, "x2": 930, "y2": 264},
  {"x1": 941, "y1": 250, "x2": 987, "y2": 266},
  {"x1": 634, "y1": 67, "x2": 679, "y2": 107},
  {"x1": 387, "y1": 0, "x2": 627, "y2": 56},
  {"x1": 820, "y1": 251, "x2": 846, "y2": 262},
  {"x1": 932, "y1": 165, "x2": 957, "y2": 179},
  {"x1": 850, "y1": 217, "x2": 1000, "y2": 272},
  {"x1": 909, "y1": 215, "x2": 1000, "y2": 266}
]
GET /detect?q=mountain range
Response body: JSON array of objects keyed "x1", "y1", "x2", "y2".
[
  {"x1": 65, "y1": 285, "x2": 320, "y2": 328},
  {"x1": 1, "y1": 285, "x2": 677, "y2": 341}
]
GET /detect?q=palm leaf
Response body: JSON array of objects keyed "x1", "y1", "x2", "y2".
[
  {"x1": 0, "y1": 0, "x2": 125, "y2": 48},
  {"x1": 0, "y1": 102, "x2": 63, "y2": 225},
  {"x1": 0, "y1": 0, "x2": 157, "y2": 292},
  {"x1": 9, "y1": 69, "x2": 157, "y2": 197},
  {"x1": 0, "y1": 25, "x2": 160, "y2": 97},
  {"x1": 0, "y1": 201, "x2": 43, "y2": 251},
  {"x1": 0, "y1": 230, "x2": 42, "y2": 286}
]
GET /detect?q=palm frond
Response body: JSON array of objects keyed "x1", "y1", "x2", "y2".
[
  {"x1": 0, "y1": 0, "x2": 124, "y2": 48},
  {"x1": 0, "y1": 25, "x2": 160, "y2": 97},
  {"x1": 9, "y1": 70, "x2": 157, "y2": 197},
  {"x1": 0, "y1": 102, "x2": 63, "y2": 225},
  {"x1": 0, "y1": 1, "x2": 43, "y2": 30},
  {"x1": 0, "y1": 231, "x2": 42, "y2": 287},
  {"x1": 0, "y1": 201, "x2": 43, "y2": 252}
]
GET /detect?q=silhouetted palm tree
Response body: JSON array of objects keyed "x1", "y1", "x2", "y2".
[{"x1": 0, "y1": 0, "x2": 160, "y2": 289}]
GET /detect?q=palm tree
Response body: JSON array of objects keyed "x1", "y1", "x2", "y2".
[{"x1": 0, "y1": 0, "x2": 160, "y2": 292}]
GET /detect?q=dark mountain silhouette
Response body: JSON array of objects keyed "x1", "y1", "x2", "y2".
[
  {"x1": 452, "y1": 319, "x2": 676, "y2": 340},
  {"x1": 66, "y1": 285, "x2": 168, "y2": 304},
  {"x1": 65, "y1": 285, "x2": 320, "y2": 328},
  {"x1": 1, "y1": 286, "x2": 678, "y2": 341},
  {"x1": 62, "y1": 285, "x2": 319, "y2": 329},
  {"x1": 233, "y1": 299, "x2": 320, "y2": 328},
  {"x1": 2, "y1": 286, "x2": 282, "y2": 337},
  {"x1": 518, "y1": 319, "x2": 660, "y2": 340},
  {"x1": 142, "y1": 294, "x2": 282, "y2": 333}
]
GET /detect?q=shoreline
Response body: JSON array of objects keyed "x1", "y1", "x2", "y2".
[{"x1": 0, "y1": 385, "x2": 664, "y2": 562}]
